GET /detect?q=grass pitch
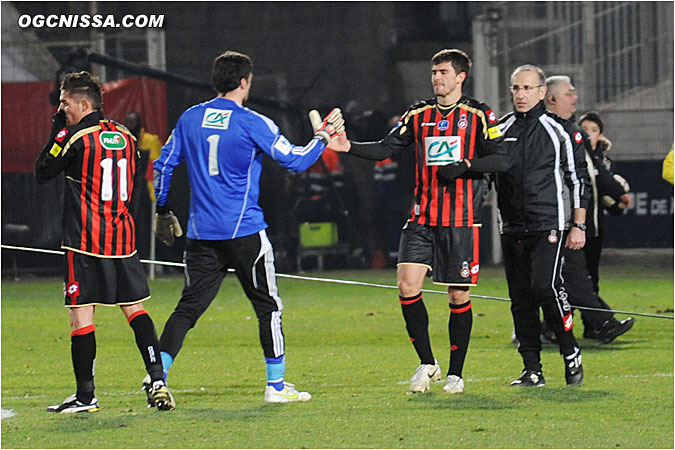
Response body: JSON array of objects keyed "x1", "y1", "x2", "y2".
[{"x1": 1, "y1": 265, "x2": 673, "y2": 448}]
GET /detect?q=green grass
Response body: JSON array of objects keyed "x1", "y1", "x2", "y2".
[{"x1": 1, "y1": 265, "x2": 673, "y2": 448}]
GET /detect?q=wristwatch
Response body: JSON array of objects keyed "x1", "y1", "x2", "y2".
[{"x1": 572, "y1": 223, "x2": 587, "y2": 231}]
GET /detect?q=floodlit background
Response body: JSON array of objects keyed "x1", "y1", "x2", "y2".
[{"x1": 2, "y1": 1, "x2": 673, "y2": 276}]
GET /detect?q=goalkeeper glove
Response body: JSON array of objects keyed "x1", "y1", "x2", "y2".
[
  {"x1": 309, "y1": 108, "x2": 345, "y2": 145},
  {"x1": 51, "y1": 110, "x2": 66, "y2": 135},
  {"x1": 154, "y1": 211, "x2": 183, "y2": 246},
  {"x1": 437, "y1": 160, "x2": 469, "y2": 185}
]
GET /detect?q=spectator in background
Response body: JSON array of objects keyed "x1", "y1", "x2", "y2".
[
  {"x1": 372, "y1": 114, "x2": 410, "y2": 268},
  {"x1": 544, "y1": 76, "x2": 634, "y2": 343},
  {"x1": 662, "y1": 146, "x2": 674, "y2": 184},
  {"x1": 124, "y1": 111, "x2": 162, "y2": 260},
  {"x1": 340, "y1": 106, "x2": 381, "y2": 268}
]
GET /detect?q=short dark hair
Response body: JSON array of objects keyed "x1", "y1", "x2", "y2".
[
  {"x1": 212, "y1": 51, "x2": 253, "y2": 94},
  {"x1": 431, "y1": 49, "x2": 472, "y2": 79},
  {"x1": 578, "y1": 111, "x2": 604, "y2": 134},
  {"x1": 61, "y1": 71, "x2": 102, "y2": 110}
]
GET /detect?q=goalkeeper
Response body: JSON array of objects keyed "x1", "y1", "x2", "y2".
[{"x1": 151, "y1": 51, "x2": 345, "y2": 403}]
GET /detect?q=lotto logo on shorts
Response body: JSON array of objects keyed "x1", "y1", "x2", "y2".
[
  {"x1": 66, "y1": 282, "x2": 79, "y2": 299},
  {"x1": 470, "y1": 263, "x2": 480, "y2": 275},
  {"x1": 563, "y1": 313, "x2": 574, "y2": 331}
]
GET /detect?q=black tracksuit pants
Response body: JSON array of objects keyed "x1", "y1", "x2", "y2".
[
  {"x1": 160, "y1": 232, "x2": 285, "y2": 361},
  {"x1": 562, "y1": 246, "x2": 613, "y2": 329},
  {"x1": 501, "y1": 231, "x2": 579, "y2": 372}
]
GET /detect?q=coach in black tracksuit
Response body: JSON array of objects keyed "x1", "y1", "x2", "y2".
[
  {"x1": 543, "y1": 77, "x2": 635, "y2": 344},
  {"x1": 495, "y1": 65, "x2": 590, "y2": 387}
]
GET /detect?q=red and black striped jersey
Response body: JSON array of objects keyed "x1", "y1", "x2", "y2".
[
  {"x1": 36, "y1": 111, "x2": 139, "y2": 257},
  {"x1": 380, "y1": 96, "x2": 504, "y2": 227}
]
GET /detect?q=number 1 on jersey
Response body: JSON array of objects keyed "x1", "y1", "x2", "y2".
[
  {"x1": 207, "y1": 134, "x2": 220, "y2": 176},
  {"x1": 100, "y1": 158, "x2": 129, "y2": 201}
]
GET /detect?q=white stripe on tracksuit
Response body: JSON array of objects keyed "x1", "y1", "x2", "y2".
[{"x1": 253, "y1": 230, "x2": 285, "y2": 357}]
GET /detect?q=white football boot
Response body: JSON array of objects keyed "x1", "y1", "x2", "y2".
[
  {"x1": 442, "y1": 375, "x2": 465, "y2": 393},
  {"x1": 264, "y1": 382, "x2": 312, "y2": 403},
  {"x1": 409, "y1": 360, "x2": 441, "y2": 393}
]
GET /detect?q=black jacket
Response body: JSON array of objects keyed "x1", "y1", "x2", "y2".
[{"x1": 496, "y1": 101, "x2": 590, "y2": 234}]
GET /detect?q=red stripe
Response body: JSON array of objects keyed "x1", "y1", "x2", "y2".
[
  {"x1": 440, "y1": 109, "x2": 454, "y2": 227},
  {"x1": 453, "y1": 112, "x2": 465, "y2": 227},
  {"x1": 71, "y1": 324, "x2": 95, "y2": 337},
  {"x1": 454, "y1": 177, "x2": 464, "y2": 227},
  {"x1": 467, "y1": 117, "x2": 478, "y2": 226},
  {"x1": 471, "y1": 227, "x2": 480, "y2": 284},
  {"x1": 429, "y1": 109, "x2": 443, "y2": 225},
  {"x1": 410, "y1": 112, "x2": 421, "y2": 222},
  {"x1": 399, "y1": 293, "x2": 422, "y2": 305},
  {"x1": 418, "y1": 109, "x2": 432, "y2": 225},
  {"x1": 467, "y1": 114, "x2": 477, "y2": 159},
  {"x1": 127, "y1": 309, "x2": 147, "y2": 324},
  {"x1": 89, "y1": 132, "x2": 102, "y2": 254},
  {"x1": 80, "y1": 136, "x2": 90, "y2": 252},
  {"x1": 450, "y1": 301, "x2": 472, "y2": 314},
  {"x1": 67, "y1": 251, "x2": 78, "y2": 306},
  {"x1": 467, "y1": 178, "x2": 474, "y2": 226},
  {"x1": 126, "y1": 139, "x2": 137, "y2": 254}
]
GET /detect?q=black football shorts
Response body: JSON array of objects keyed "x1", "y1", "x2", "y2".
[
  {"x1": 63, "y1": 251, "x2": 150, "y2": 307},
  {"x1": 397, "y1": 221, "x2": 480, "y2": 286}
]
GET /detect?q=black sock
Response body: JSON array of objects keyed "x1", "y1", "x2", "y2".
[
  {"x1": 71, "y1": 325, "x2": 96, "y2": 403},
  {"x1": 128, "y1": 311, "x2": 164, "y2": 382},
  {"x1": 448, "y1": 301, "x2": 473, "y2": 377},
  {"x1": 400, "y1": 293, "x2": 435, "y2": 365}
]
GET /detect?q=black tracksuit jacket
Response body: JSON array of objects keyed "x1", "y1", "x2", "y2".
[{"x1": 496, "y1": 102, "x2": 590, "y2": 234}]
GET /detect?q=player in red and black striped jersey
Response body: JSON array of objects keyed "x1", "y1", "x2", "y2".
[
  {"x1": 35, "y1": 71, "x2": 174, "y2": 412},
  {"x1": 328, "y1": 49, "x2": 511, "y2": 394}
]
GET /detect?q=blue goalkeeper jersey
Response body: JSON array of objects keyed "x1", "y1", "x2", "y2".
[{"x1": 154, "y1": 97, "x2": 326, "y2": 240}]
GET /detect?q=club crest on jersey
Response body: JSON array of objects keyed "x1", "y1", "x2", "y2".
[
  {"x1": 460, "y1": 261, "x2": 470, "y2": 278},
  {"x1": 437, "y1": 120, "x2": 449, "y2": 131},
  {"x1": 202, "y1": 108, "x2": 232, "y2": 130},
  {"x1": 99, "y1": 131, "x2": 127, "y2": 150},
  {"x1": 457, "y1": 114, "x2": 467, "y2": 130},
  {"x1": 548, "y1": 230, "x2": 558, "y2": 244},
  {"x1": 424, "y1": 136, "x2": 462, "y2": 166}
]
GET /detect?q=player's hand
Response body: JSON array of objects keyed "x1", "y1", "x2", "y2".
[
  {"x1": 565, "y1": 227, "x2": 586, "y2": 250},
  {"x1": 51, "y1": 110, "x2": 66, "y2": 134},
  {"x1": 309, "y1": 108, "x2": 345, "y2": 145},
  {"x1": 327, "y1": 130, "x2": 351, "y2": 152},
  {"x1": 154, "y1": 211, "x2": 183, "y2": 246},
  {"x1": 437, "y1": 160, "x2": 469, "y2": 185}
]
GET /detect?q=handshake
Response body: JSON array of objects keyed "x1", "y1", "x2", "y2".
[{"x1": 309, "y1": 108, "x2": 350, "y2": 152}]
